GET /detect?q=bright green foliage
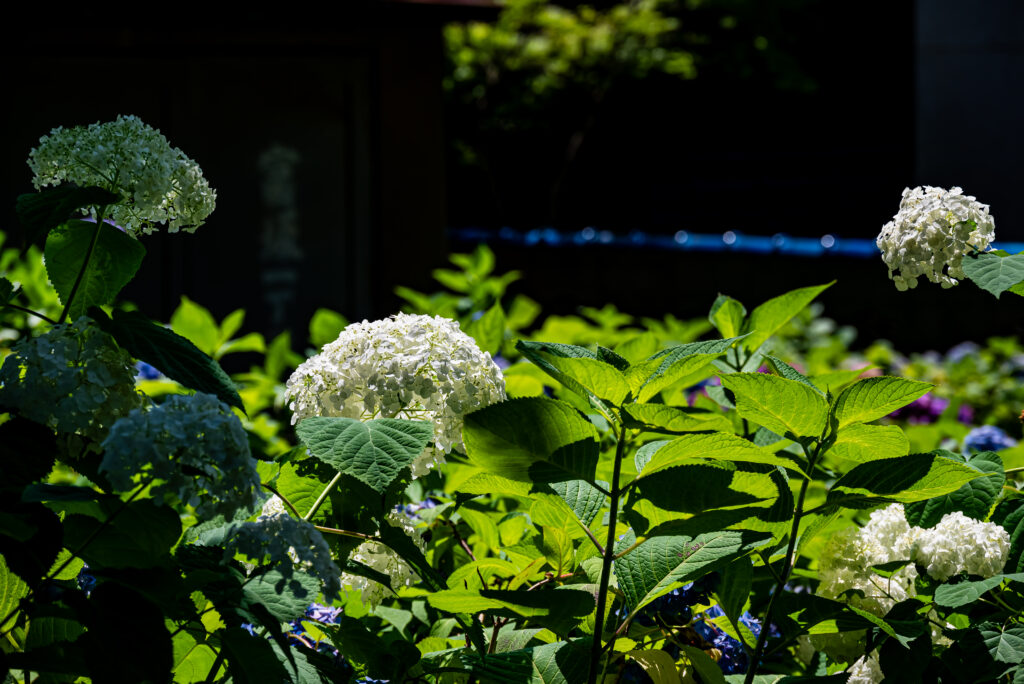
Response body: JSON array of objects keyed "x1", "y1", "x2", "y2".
[
  {"x1": 904, "y1": 450, "x2": 1005, "y2": 527},
  {"x1": 830, "y1": 376, "x2": 933, "y2": 428},
  {"x1": 44, "y1": 219, "x2": 145, "y2": 320},
  {"x1": 721, "y1": 373, "x2": 828, "y2": 439},
  {"x1": 295, "y1": 417, "x2": 433, "y2": 494},
  {"x1": 827, "y1": 451, "x2": 985, "y2": 507}
]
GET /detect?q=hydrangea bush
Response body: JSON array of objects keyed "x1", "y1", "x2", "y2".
[{"x1": 1, "y1": 121, "x2": 1023, "y2": 684}]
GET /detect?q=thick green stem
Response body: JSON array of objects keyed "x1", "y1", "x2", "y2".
[
  {"x1": 303, "y1": 472, "x2": 343, "y2": 521},
  {"x1": 58, "y1": 206, "x2": 107, "y2": 325},
  {"x1": 588, "y1": 423, "x2": 627, "y2": 684},
  {"x1": 743, "y1": 445, "x2": 820, "y2": 683}
]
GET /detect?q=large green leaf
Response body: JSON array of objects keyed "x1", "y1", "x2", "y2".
[
  {"x1": 220, "y1": 627, "x2": 291, "y2": 683},
  {"x1": 709, "y1": 294, "x2": 747, "y2": 339},
  {"x1": 825, "y1": 424, "x2": 910, "y2": 467},
  {"x1": 993, "y1": 498, "x2": 1024, "y2": 573},
  {"x1": 242, "y1": 569, "x2": 321, "y2": 622},
  {"x1": 621, "y1": 402, "x2": 733, "y2": 434},
  {"x1": 904, "y1": 451, "x2": 1005, "y2": 528},
  {"x1": 933, "y1": 573, "x2": 1024, "y2": 608},
  {"x1": 962, "y1": 252, "x2": 1024, "y2": 298},
  {"x1": 0, "y1": 554, "x2": 29, "y2": 631},
  {"x1": 62, "y1": 501, "x2": 181, "y2": 568},
  {"x1": 639, "y1": 431, "x2": 803, "y2": 476},
  {"x1": 470, "y1": 303, "x2": 506, "y2": 356},
  {"x1": 16, "y1": 185, "x2": 121, "y2": 245},
  {"x1": 517, "y1": 340, "x2": 629, "y2": 405},
  {"x1": 463, "y1": 397, "x2": 600, "y2": 483},
  {"x1": 546, "y1": 479, "x2": 606, "y2": 527},
  {"x1": 295, "y1": 417, "x2": 432, "y2": 493},
  {"x1": 980, "y1": 624, "x2": 1024, "y2": 664},
  {"x1": 635, "y1": 463, "x2": 780, "y2": 514},
  {"x1": 171, "y1": 631, "x2": 219, "y2": 683},
  {"x1": 743, "y1": 282, "x2": 833, "y2": 352},
  {"x1": 627, "y1": 337, "x2": 747, "y2": 402},
  {"x1": 615, "y1": 529, "x2": 771, "y2": 611},
  {"x1": 419, "y1": 639, "x2": 589, "y2": 684},
  {"x1": 327, "y1": 616, "x2": 421, "y2": 680},
  {"x1": 45, "y1": 220, "x2": 145, "y2": 319},
  {"x1": 91, "y1": 308, "x2": 243, "y2": 410},
  {"x1": 830, "y1": 377, "x2": 932, "y2": 429},
  {"x1": 719, "y1": 373, "x2": 828, "y2": 439},
  {"x1": 427, "y1": 588, "x2": 594, "y2": 619},
  {"x1": 827, "y1": 452, "x2": 985, "y2": 508}
]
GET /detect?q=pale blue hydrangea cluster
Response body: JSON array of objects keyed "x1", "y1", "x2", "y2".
[
  {"x1": 286, "y1": 313, "x2": 506, "y2": 477},
  {"x1": 27, "y1": 115, "x2": 216, "y2": 236},
  {"x1": 0, "y1": 316, "x2": 142, "y2": 440},
  {"x1": 99, "y1": 393, "x2": 262, "y2": 518},
  {"x1": 877, "y1": 186, "x2": 995, "y2": 290},
  {"x1": 218, "y1": 512, "x2": 342, "y2": 601}
]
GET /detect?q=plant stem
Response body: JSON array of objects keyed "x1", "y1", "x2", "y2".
[
  {"x1": 204, "y1": 647, "x2": 227, "y2": 683},
  {"x1": 1, "y1": 303, "x2": 58, "y2": 325},
  {"x1": 312, "y1": 525, "x2": 377, "y2": 542},
  {"x1": 58, "y1": 207, "x2": 107, "y2": 324},
  {"x1": 303, "y1": 472, "x2": 343, "y2": 521},
  {"x1": 588, "y1": 422, "x2": 627, "y2": 684},
  {"x1": 743, "y1": 445, "x2": 820, "y2": 684},
  {"x1": 259, "y1": 483, "x2": 302, "y2": 517}
]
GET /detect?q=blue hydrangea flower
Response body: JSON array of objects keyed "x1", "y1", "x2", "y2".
[
  {"x1": 134, "y1": 360, "x2": 164, "y2": 380},
  {"x1": 963, "y1": 425, "x2": 1017, "y2": 453}
]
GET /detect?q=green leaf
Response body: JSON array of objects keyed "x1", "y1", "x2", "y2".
[
  {"x1": 993, "y1": 498, "x2": 1024, "y2": 573},
  {"x1": 0, "y1": 553, "x2": 30, "y2": 629},
  {"x1": 717, "y1": 557, "x2": 753, "y2": 631},
  {"x1": 830, "y1": 377, "x2": 933, "y2": 429},
  {"x1": 470, "y1": 303, "x2": 506, "y2": 356},
  {"x1": 615, "y1": 529, "x2": 771, "y2": 611},
  {"x1": 933, "y1": 573, "x2": 1024, "y2": 608},
  {"x1": 172, "y1": 631, "x2": 219, "y2": 683},
  {"x1": 621, "y1": 402, "x2": 733, "y2": 434},
  {"x1": 217, "y1": 332, "x2": 265, "y2": 358},
  {"x1": 463, "y1": 397, "x2": 600, "y2": 483},
  {"x1": 743, "y1": 282, "x2": 833, "y2": 352},
  {"x1": 0, "y1": 277, "x2": 13, "y2": 306},
  {"x1": 626, "y1": 649, "x2": 684, "y2": 683},
  {"x1": 981, "y1": 624, "x2": 1024, "y2": 664},
  {"x1": 427, "y1": 588, "x2": 594, "y2": 619},
  {"x1": 45, "y1": 220, "x2": 145, "y2": 319},
  {"x1": 764, "y1": 356, "x2": 823, "y2": 395},
  {"x1": 538, "y1": 526, "x2": 573, "y2": 575},
  {"x1": 611, "y1": 334, "x2": 658, "y2": 365},
  {"x1": 327, "y1": 616, "x2": 420, "y2": 680},
  {"x1": 243, "y1": 569, "x2": 320, "y2": 622},
  {"x1": 517, "y1": 340, "x2": 629, "y2": 405},
  {"x1": 90, "y1": 308, "x2": 244, "y2": 410},
  {"x1": 825, "y1": 424, "x2": 909, "y2": 467},
  {"x1": 295, "y1": 417, "x2": 433, "y2": 493},
  {"x1": 220, "y1": 627, "x2": 291, "y2": 683},
  {"x1": 419, "y1": 639, "x2": 589, "y2": 684},
  {"x1": 962, "y1": 252, "x2": 1024, "y2": 298},
  {"x1": 635, "y1": 463, "x2": 779, "y2": 514},
  {"x1": 308, "y1": 307, "x2": 348, "y2": 348},
  {"x1": 546, "y1": 479, "x2": 606, "y2": 527},
  {"x1": 904, "y1": 451, "x2": 1005, "y2": 528},
  {"x1": 827, "y1": 452, "x2": 985, "y2": 508},
  {"x1": 447, "y1": 558, "x2": 521, "y2": 590},
  {"x1": 639, "y1": 431, "x2": 804, "y2": 477},
  {"x1": 679, "y1": 644, "x2": 728, "y2": 684},
  {"x1": 628, "y1": 337, "x2": 747, "y2": 402},
  {"x1": 16, "y1": 185, "x2": 122, "y2": 244},
  {"x1": 62, "y1": 501, "x2": 181, "y2": 568},
  {"x1": 170, "y1": 296, "x2": 220, "y2": 356},
  {"x1": 720, "y1": 373, "x2": 828, "y2": 439},
  {"x1": 709, "y1": 294, "x2": 747, "y2": 339}
]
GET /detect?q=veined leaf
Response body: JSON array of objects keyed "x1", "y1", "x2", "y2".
[
  {"x1": 825, "y1": 424, "x2": 909, "y2": 467},
  {"x1": 427, "y1": 588, "x2": 594, "y2": 619},
  {"x1": 615, "y1": 529, "x2": 771, "y2": 612},
  {"x1": 639, "y1": 431, "x2": 804, "y2": 476},
  {"x1": 627, "y1": 649, "x2": 684, "y2": 683},
  {"x1": 831, "y1": 377, "x2": 932, "y2": 429},
  {"x1": 463, "y1": 397, "x2": 600, "y2": 483},
  {"x1": 622, "y1": 402, "x2": 733, "y2": 434},
  {"x1": 720, "y1": 373, "x2": 828, "y2": 439},
  {"x1": 242, "y1": 569, "x2": 320, "y2": 622},
  {"x1": 635, "y1": 463, "x2": 779, "y2": 513},
  {"x1": 295, "y1": 417, "x2": 433, "y2": 493},
  {"x1": 516, "y1": 341, "x2": 628, "y2": 405},
  {"x1": 447, "y1": 559, "x2": 521, "y2": 590},
  {"x1": 418, "y1": 639, "x2": 589, "y2": 684},
  {"x1": 763, "y1": 356, "x2": 822, "y2": 395},
  {"x1": 16, "y1": 185, "x2": 121, "y2": 244},
  {"x1": 933, "y1": 572, "x2": 1024, "y2": 608},
  {"x1": 546, "y1": 479, "x2": 606, "y2": 527},
  {"x1": 45, "y1": 220, "x2": 145, "y2": 320},
  {"x1": 627, "y1": 337, "x2": 747, "y2": 402},
  {"x1": 827, "y1": 452, "x2": 985, "y2": 508},
  {"x1": 743, "y1": 282, "x2": 833, "y2": 352},
  {"x1": 904, "y1": 450, "x2": 1005, "y2": 528},
  {"x1": 962, "y1": 252, "x2": 1024, "y2": 298},
  {"x1": 709, "y1": 294, "x2": 747, "y2": 339}
]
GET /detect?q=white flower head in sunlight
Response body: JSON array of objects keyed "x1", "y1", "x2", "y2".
[
  {"x1": 285, "y1": 313, "x2": 506, "y2": 478},
  {"x1": 28, "y1": 115, "x2": 216, "y2": 236},
  {"x1": 877, "y1": 186, "x2": 994, "y2": 290}
]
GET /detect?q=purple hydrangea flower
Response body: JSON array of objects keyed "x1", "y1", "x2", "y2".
[
  {"x1": 888, "y1": 393, "x2": 949, "y2": 424},
  {"x1": 957, "y1": 405, "x2": 975, "y2": 424}
]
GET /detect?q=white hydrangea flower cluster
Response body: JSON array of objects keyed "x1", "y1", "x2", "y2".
[
  {"x1": 876, "y1": 186, "x2": 995, "y2": 290},
  {"x1": 219, "y1": 513, "x2": 342, "y2": 601},
  {"x1": 0, "y1": 316, "x2": 143, "y2": 441},
  {"x1": 286, "y1": 313, "x2": 506, "y2": 477},
  {"x1": 912, "y1": 511, "x2": 1011, "y2": 581},
  {"x1": 100, "y1": 393, "x2": 262, "y2": 519},
  {"x1": 27, "y1": 115, "x2": 216, "y2": 236},
  {"x1": 342, "y1": 509, "x2": 425, "y2": 609}
]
